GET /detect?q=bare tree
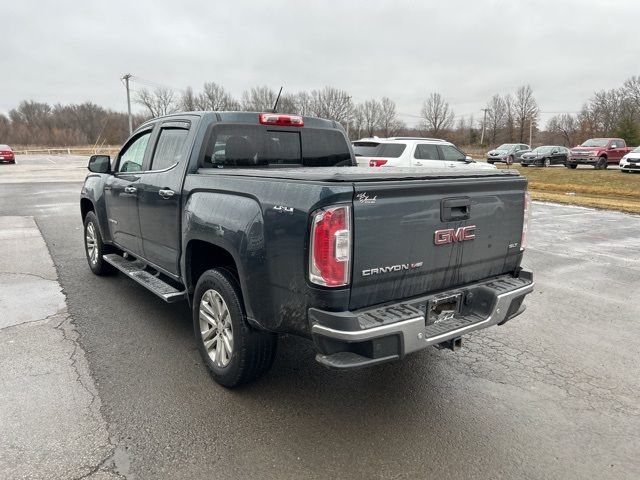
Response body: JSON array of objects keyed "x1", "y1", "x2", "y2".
[
  {"x1": 485, "y1": 94, "x2": 507, "y2": 143},
  {"x1": 420, "y1": 93, "x2": 454, "y2": 135},
  {"x1": 513, "y1": 85, "x2": 539, "y2": 142},
  {"x1": 293, "y1": 91, "x2": 315, "y2": 116},
  {"x1": 180, "y1": 87, "x2": 197, "y2": 111},
  {"x1": 351, "y1": 104, "x2": 365, "y2": 139},
  {"x1": 547, "y1": 113, "x2": 578, "y2": 146},
  {"x1": 622, "y1": 76, "x2": 640, "y2": 114},
  {"x1": 241, "y1": 86, "x2": 277, "y2": 111},
  {"x1": 197, "y1": 82, "x2": 238, "y2": 111},
  {"x1": 311, "y1": 86, "x2": 353, "y2": 123},
  {"x1": 379, "y1": 97, "x2": 402, "y2": 136},
  {"x1": 361, "y1": 100, "x2": 382, "y2": 137},
  {"x1": 135, "y1": 87, "x2": 177, "y2": 118}
]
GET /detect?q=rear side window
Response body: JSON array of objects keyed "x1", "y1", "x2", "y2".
[
  {"x1": 352, "y1": 141, "x2": 380, "y2": 157},
  {"x1": 414, "y1": 144, "x2": 440, "y2": 160},
  {"x1": 375, "y1": 143, "x2": 406, "y2": 158},
  {"x1": 151, "y1": 128, "x2": 189, "y2": 170},
  {"x1": 202, "y1": 125, "x2": 352, "y2": 168}
]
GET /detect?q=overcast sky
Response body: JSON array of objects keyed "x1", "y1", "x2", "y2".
[{"x1": 2, "y1": 0, "x2": 639, "y2": 126}]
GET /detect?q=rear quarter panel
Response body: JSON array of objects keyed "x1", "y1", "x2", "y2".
[{"x1": 182, "y1": 173, "x2": 353, "y2": 335}]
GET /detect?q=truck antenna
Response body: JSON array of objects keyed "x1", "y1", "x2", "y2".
[{"x1": 272, "y1": 86, "x2": 283, "y2": 113}]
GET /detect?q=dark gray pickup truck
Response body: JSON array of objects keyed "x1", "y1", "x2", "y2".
[{"x1": 80, "y1": 111, "x2": 533, "y2": 387}]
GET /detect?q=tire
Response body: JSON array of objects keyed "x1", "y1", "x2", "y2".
[
  {"x1": 83, "y1": 211, "x2": 115, "y2": 275},
  {"x1": 521, "y1": 164, "x2": 528, "y2": 167},
  {"x1": 567, "y1": 164, "x2": 577, "y2": 169},
  {"x1": 507, "y1": 155, "x2": 514, "y2": 166},
  {"x1": 543, "y1": 158, "x2": 551, "y2": 167},
  {"x1": 487, "y1": 161, "x2": 494, "y2": 165},
  {"x1": 595, "y1": 156, "x2": 607, "y2": 169},
  {"x1": 193, "y1": 268, "x2": 277, "y2": 387}
]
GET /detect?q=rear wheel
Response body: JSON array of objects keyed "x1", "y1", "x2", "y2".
[
  {"x1": 567, "y1": 164, "x2": 577, "y2": 169},
  {"x1": 595, "y1": 156, "x2": 607, "y2": 169},
  {"x1": 193, "y1": 268, "x2": 277, "y2": 387},
  {"x1": 543, "y1": 158, "x2": 551, "y2": 167},
  {"x1": 83, "y1": 211, "x2": 115, "y2": 275}
]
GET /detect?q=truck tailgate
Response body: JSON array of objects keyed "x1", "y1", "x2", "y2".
[{"x1": 349, "y1": 176, "x2": 527, "y2": 310}]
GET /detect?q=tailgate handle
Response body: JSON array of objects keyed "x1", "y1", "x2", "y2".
[{"x1": 441, "y1": 198, "x2": 470, "y2": 221}]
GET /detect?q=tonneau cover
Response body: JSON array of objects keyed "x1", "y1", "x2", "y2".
[{"x1": 196, "y1": 166, "x2": 520, "y2": 182}]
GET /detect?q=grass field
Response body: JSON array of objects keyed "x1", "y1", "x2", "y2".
[{"x1": 501, "y1": 165, "x2": 640, "y2": 214}]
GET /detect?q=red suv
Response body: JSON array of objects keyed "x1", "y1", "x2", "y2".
[
  {"x1": 567, "y1": 138, "x2": 632, "y2": 169},
  {"x1": 0, "y1": 145, "x2": 15, "y2": 164}
]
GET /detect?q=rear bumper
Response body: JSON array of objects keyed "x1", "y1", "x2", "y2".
[{"x1": 309, "y1": 271, "x2": 533, "y2": 369}]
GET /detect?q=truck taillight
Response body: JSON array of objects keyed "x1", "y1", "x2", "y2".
[
  {"x1": 521, "y1": 191, "x2": 532, "y2": 251},
  {"x1": 259, "y1": 113, "x2": 304, "y2": 127},
  {"x1": 309, "y1": 205, "x2": 351, "y2": 287},
  {"x1": 369, "y1": 159, "x2": 387, "y2": 167}
]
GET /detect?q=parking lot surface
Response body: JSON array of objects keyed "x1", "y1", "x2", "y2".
[{"x1": 1, "y1": 156, "x2": 639, "y2": 479}]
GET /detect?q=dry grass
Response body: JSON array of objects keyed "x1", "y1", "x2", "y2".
[{"x1": 504, "y1": 165, "x2": 640, "y2": 214}]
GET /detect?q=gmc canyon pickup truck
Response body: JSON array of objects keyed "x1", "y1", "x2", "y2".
[
  {"x1": 80, "y1": 111, "x2": 534, "y2": 387},
  {"x1": 567, "y1": 138, "x2": 632, "y2": 169}
]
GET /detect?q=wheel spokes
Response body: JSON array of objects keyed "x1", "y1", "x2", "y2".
[{"x1": 199, "y1": 288, "x2": 233, "y2": 367}]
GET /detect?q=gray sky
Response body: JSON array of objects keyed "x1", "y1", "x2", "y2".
[{"x1": 2, "y1": 0, "x2": 639, "y2": 126}]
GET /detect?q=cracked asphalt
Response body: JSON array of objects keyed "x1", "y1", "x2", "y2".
[{"x1": 0, "y1": 156, "x2": 639, "y2": 479}]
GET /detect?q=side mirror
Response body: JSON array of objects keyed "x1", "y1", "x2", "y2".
[
  {"x1": 465, "y1": 155, "x2": 474, "y2": 163},
  {"x1": 88, "y1": 155, "x2": 111, "y2": 173},
  {"x1": 608, "y1": 145, "x2": 616, "y2": 150}
]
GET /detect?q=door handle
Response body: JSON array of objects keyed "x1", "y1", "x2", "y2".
[
  {"x1": 415, "y1": 161, "x2": 423, "y2": 166},
  {"x1": 159, "y1": 189, "x2": 175, "y2": 199},
  {"x1": 124, "y1": 186, "x2": 137, "y2": 194}
]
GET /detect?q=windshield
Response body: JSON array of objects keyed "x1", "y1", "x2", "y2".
[
  {"x1": 374, "y1": 143, "x2": 407, "y2": 158},
  {"x1": 496, "y1": 144, "x2": 516, "y2": 150},
  {"x1": 632, "y1": 146, "x2": 640, "y2": 153},
  {"x1": 531, "y1": 146, "x2": 554, "y2": 154},
  {"x1": 580, "y1": 139, "x2": 609, "y2": 147},
  {"x1": 352, "y1": 141, "x2": 380, "y2": 157}
]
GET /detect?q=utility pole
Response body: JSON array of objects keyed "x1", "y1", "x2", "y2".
[
  {"x1": 122, "y1": 74, "x2": 133, "y2": 134},
  {"x1": 529, "y1": 120, "x2": 533, "y2": 146},
  {"x1": 480, "y1": 108, "x2": 488, "y2": 146}
]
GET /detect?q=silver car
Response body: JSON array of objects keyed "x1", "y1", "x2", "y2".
[{"x1": 486, "y1": 143, "x2": 531, "y2": 165}]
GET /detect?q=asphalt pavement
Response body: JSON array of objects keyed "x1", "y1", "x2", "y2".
[{"x1": 0, "y1": 156, "x2": 639, "y2": 479}]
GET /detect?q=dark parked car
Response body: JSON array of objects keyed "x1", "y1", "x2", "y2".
[
  {"x1": 520, "y1": 146, "x2": 569, "y2": 167},
  {"x1": 80, "y1": 111, "x2": 533, "y2": 387},
  {"x1": 0, "y1": 144, "x2": 15, "y2": 164}
]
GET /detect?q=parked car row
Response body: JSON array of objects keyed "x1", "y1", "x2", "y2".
[
  {"x1": 483, "y1": 138, "x2": 638, "y2": 172},
  {"x1": 352, "y1": 137, "x2": 497, "y2": 171}
]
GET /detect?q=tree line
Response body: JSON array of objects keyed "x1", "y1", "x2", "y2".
[{"x1": 1, "y1": 76, "x2": 638, "y2": 147}]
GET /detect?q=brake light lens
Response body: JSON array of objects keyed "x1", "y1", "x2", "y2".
[
  {"x1": 369, "y1": 159, "x2": 388, "y2": 167},
  {"x1": 309, "y1": 205, "x2": 351, "y2": 287},
  {"x1": 521, "y1": 191, "x2": 532, "y2": 251},
  {"x1": 259, "y1": 113, "x2": 304, "y2": 127}
]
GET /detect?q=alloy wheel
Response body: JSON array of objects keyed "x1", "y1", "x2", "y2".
[
  {"x1": 199, "y1": 289, "x2": 234, "y2": 367},
  {"x1": 85, "y1": 222, "x2": 98, "y2": 264}
]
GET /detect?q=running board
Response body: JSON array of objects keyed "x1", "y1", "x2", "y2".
[{"x1": 103, "y1": 254, "x2": 187, "y2": 303}]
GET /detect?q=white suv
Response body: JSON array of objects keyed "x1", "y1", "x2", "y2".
[{"x1": 352, "y1": 137, "x2": 497, "y2": 170}]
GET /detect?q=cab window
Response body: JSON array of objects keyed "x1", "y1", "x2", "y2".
[
  {"x1": 117, "y1": 131, "x2": 152, "y2": 173},
  {"x1": 151, "y1": 128, "x2": 190, "y2": 171}
]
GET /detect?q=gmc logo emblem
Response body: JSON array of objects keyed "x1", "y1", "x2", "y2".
[{"x1": 434, "y1": 225, "x2": 476, "y2": 245}]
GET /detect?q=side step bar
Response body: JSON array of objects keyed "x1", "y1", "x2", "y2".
[{"x1": 103, "y1": 254, "x2": 187, "y2": 303}]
